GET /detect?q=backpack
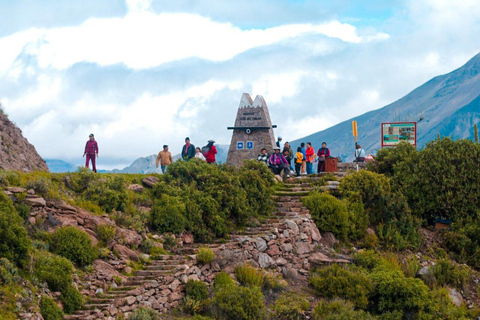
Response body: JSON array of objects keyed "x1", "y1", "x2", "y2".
[{"x1": 201, "y1": 146, "x2": 210, "y2": 157}]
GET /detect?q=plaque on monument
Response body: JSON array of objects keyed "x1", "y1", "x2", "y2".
[{"x1": 226, "y1": 93, "x2": 277, "y2": 167}]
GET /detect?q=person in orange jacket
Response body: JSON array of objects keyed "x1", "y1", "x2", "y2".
[{"x1": 305, "y1": 142, "x2": 315, "y2": 174}]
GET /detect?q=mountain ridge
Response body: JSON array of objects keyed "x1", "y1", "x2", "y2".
[{"x1": 291, "y1": 52, "x2": 480, "y2": 160}]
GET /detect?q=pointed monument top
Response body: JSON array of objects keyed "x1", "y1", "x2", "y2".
[
  {"x1": 239, "y1": 93, "x2": 254, "y2": 109},
  {"x1": 252, "y1": 95, "x2": 267, "y2": 108}
]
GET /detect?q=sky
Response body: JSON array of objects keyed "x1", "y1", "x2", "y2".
[{"x1": 1, "y1": 0, "x2": 480, "y2": 169}]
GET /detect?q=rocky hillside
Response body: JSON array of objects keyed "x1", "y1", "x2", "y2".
[
  {"x1": 292, "y1": 52, "x2": 480, "y2": 160},
  {"x1": 0, "y1": 109, "x2": 48, "y2": 172}
]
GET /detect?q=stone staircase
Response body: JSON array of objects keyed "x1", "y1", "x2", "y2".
[
  {"x1": 64, "y1": 175, "x2": 337, "y2": 319},
  {"x1": 64, "y1": 255, "x2": 191, "y2": 320}
]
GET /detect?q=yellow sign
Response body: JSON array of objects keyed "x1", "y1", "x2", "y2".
[{"x1": 352, "y1": 121, "x2": 358, "y2": 137}]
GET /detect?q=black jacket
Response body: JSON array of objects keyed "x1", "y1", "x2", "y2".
[{"x1": 182, "y1": 144, "x2": 196, "y2": 161}]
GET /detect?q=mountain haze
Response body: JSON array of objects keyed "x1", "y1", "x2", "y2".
[{"x1": 292, "y1": 53, "x2": 480, "y2": 160}]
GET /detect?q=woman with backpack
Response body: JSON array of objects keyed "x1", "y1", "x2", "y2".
[{"x1": 204, "y1": 140, "x2": 217, "y2": 164}]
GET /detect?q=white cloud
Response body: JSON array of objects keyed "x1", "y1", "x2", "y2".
[{"x1": 0, "y1": 11, "x2": 387, "y2": 72}]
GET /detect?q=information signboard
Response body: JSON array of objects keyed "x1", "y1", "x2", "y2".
[{"x1": 381, "y1": 122, "x2": 417, "y2": 148}]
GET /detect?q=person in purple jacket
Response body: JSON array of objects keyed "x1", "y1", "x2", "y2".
[
  {"x1": 83, "y1": 133, "x2": 99, "y2": 173},
  {"x1": 270, "y1": 147, "x2": 290, "y2": 178}
]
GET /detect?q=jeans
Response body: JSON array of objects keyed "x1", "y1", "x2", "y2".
[
  {"x1": 161, "y1": 165, "x2": 167, "y2": 174},
  {"x1": 295, "y1": 163, "x2": 301, "y2": 176},
  {"x1": 306, "y1": 162, "x2": 313, "y2": 175}
]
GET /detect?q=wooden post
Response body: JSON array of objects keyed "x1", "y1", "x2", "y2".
[
  {"x1": 437, "y1": 133, "x2": 441, "y2": 141},
  {"x1": 475, "y1": 123, "x2": 479, "y2": 144}
]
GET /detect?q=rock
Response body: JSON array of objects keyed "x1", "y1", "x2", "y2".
[
  {"x1": 24, "y1": 197, "x2": 46, "y2": 207},
  {"x1": 366, "y1": 228, "x2": 376, "y2": 235},
  {"x1": 27, "y1": 189, "x2": 35, "y2": 195},
  {"x1": 126, "y1": 296, "x2": 136, "y2": 305},
  {"x1": 28, "y1": 217, "x2": 36, "y2": 225},
  {"x1": 310, "y1": 226, "x2": 322, "y2": 242},
  {"x1": 127, "y1": 184, "x2": 144, "y2": 193},
  {"x1": 448, "y1": 288, "x2": 463, "y2": 306},
  {"x1": 255, "y1": 237, "x2": 268, "y2": 252},
  {"x1": 284, "y1": 220, "x2": 299, "y2": 235},
  {"x1": 417, "y1": 266, "x2": 430, "y2": 277},
  {"x1": 274, "y1": 175, "x2": 283, "y2": 183},
  {"x1": 142, "y1": 176, "x2": 159, "y2": 188},
  {"x1": 309, "y1": 252, "x2": 332, "y2": 265},
  {"x1": 295, "y1": 242, "x2": 313, "y2": 254},
  {"x1": 267, "y1": 245, "x2": 280, "y2": 256},
  {"x1": 113, "y1": 244, "x2": 139, "y2": 261},
  {"x1": 320, "y1": 232, "x2": 338, "y2": 247},
  {"x1": 181, "y1": 232, "x2": 194, "y2": 244},
  {"x1": 258, "y1": 253, "x2": 274, "y2": 268},
  {"x1": 275, "y1": 257, "x2": 288, "y2": 266},
  {"x1": 281, "y1": 243, "x2": 293, "y2": 252},
  {"x1": 96, "y1": 288, "x2": 104, "y2": 295},
  {"x1": 6, "y1": 187, "x2": 27, "y2": 193},
  {"x1": 118, "y1": 228, "x2": 142, "y2": 247}
]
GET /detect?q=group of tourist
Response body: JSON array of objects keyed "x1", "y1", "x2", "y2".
[
  {"x1": 155, "y1": 137, "x2": 218, "y2": 173},
  {"x1": 257, "y1": 137, "x2": 333, "y2": 177}
]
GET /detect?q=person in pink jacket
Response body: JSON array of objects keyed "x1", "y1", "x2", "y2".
[{"x1": 83, "y1": 133, "x2": 99, "y2": 173}]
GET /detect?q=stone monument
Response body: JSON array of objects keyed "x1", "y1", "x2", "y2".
[{"x1": 226, "y1": 93, "x2": 277, "y2": 167}]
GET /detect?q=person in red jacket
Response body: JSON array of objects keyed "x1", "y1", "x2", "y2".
[
  {"x1": 83, "y1": 133, "x2": 99, "y2": 172},
  {"x1": 317, "y1": 142, "x2": 330, "y2": 172},
  {"x1": 205, "y1": 140, "x2": 217, "y2": 164},
  {"x1": 305, "y1": 142, "x2": 315, "y2": 174}
]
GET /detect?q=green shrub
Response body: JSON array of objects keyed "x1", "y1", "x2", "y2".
[
  {"x1": 48, "y1": 226, "x2": 97, "y2": 266},
  {"x1": 0, "y1": 258, "x2": 19, "y2": 285},
  {"x1": 309, "y1": 264, "x2": 372, "y2": 309},
  {"x1": 214, "y1": 272, "x2": 235, "y2": 290},
  {"x1": 0, "y1": 192, "x2": 31, "y2": 266},
  {"x1": 196, "y1": 247, "x2": 215, "y2": 264},
  {"x1": 235, "y1": 263, "x2": 264, "y2": 287},
  {"x1": 39, "y1": 296, "x2": 63, "y2": 320},
  {"x1": 263, "y1": 271, "x2": 287, "y2": 292},
  {"x1": 150, "y1": 195, "x2": 187, "y2": 234},
  {"x1": 212, "y1": 284, "x2": 265, "y2": 320},
  {"x1": 368, "y1": 266, "x2": 432, "y2": 317},
  {"x1": 377, "y1": 213, "x2": 422, "y2": 251},
  {"x1": 60, "y1": 285, "x2": 84, "y2": 314},
  {"x1": 431, "y1": 287, "x2": 480, "y2": 320},
  {"x1": 302, "y1": 193, "x2": 350, "y2": 241},
  {"x1": 190, "y1": 316, "x2": 215, "y2": 320},
  {"x1": 353, "y1": 250, "x2": 384, "y2": 270},
  {"x1": 339, "y1": 170, "x2": 391, "y2": 224},
  {"x1": 185, "y1": 280, "x2": 209, "y2": 301},
  {"x1": 273, "y1": 292, "x2": 309, "y2": 320},
  {"x1": 128, "y1": 307, "x2": 160, "y2": 320},
  {"x1": 35, "y1": 253, "x2": 74, "y2": 292},
  {"x1": 26, "y1": 177, "x2": 50, "y2": 196},
  {"x1": 15, "y1": 202, "x2": 31, "y2": 220},
  {"x1": 96, "y1": 224, "x2": 116, "y2": 244},
  {"x1": 431, "y1": 259, "x2": 470, "y2": 290},
  {"x1": 313, "y1": 299, "x2": 375, "y2": 320}
]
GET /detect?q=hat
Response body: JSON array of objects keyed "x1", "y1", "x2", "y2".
[
  {"x1": 278, "y1": 136, "x2": 282, "y2": 140},
  {"x1": 208, "y1": 140, "x2": 215, "y2": 143},
  {"x1": 89, "y1": 133, "x2": 94, "y2": 137},
  {"x1": 273, "y1": 147, "x2": 281, "y2": 150}
]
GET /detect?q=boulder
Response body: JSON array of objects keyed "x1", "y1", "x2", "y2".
[
  {"x1": 113, "y1": 244, "x2": 139, "y2": 261},
  {"x1": 284, "y1": 220, "x2": 299, "y2": 235},
  {"x1": 255, "y1": 237, "x2": 267, "y2": 252},
  {"x1": 118, "y1": 228, "x2": 142, "y2": 247},
  {"x1": 127, "y1": 184, "x2": 144, "y2": 193},
  {"x1": 181, "y1": 232, "x2": 194, "y2": 244},
  {"x1": 7, "y1": 187, "x2": 26, "y2": 193},
  {"x1": 25, "y1": 197, "x2": 46, "y2": 207},
  {"x1": 142, "y1": 176, "x2": 159, "y2": 188},
  {"x1": 308, "y1": 252, "x2": 332, "y2": 265},
  {"x1": 448, "y1": 288, "x2": 463, "y2": 306},
  {"x1": 295, "y1": 242, "x2": 313, "y2": 255},
  {"x1": 258, "y1": 253, "x2": 275, "y2": 268},
  {"x1": 320, "y1": 232, "x2": 338, "y2": 248}
]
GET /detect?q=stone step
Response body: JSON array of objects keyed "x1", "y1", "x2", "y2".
[
  {"x1": 152, "y1": 255, "x2": 187, "y2": 260},
  {"x1": 134, "y1": 270, "x2": 175, "y2": 277},
  {"x1": 97, "y1": 293, "x2": 128, "y2": 299},
  {"x1": 272, "y1": 195, "x2": 302, "y2": 202},
  {"x1": 108, "y1": 286, "x2": 136, "y2": 292},
  {"x1": 87, "y1": 297, "x2": 115, "y2": 304},
  {"x1": 148, "y1": 259, "x2": 187, "y2": 266},
  {"x1": 82, "y1": 303, "x2": 111, "y2": 310},
  {"x1": 146, "y1": 264, "x2": 178, "y2": 271}
]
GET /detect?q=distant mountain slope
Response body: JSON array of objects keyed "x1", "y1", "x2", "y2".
[
  {"x1": 291, "y1": 53, "x2": 480, "y2": 161},
  {"x1": 0, "y1": 109, "x2": 49, "y2": 172},
  {"x1": 46, "y1": 159, "x2": 77, "y2": 173},
  {"x1": 108, "y1": 145, "x2": 229, "y2": 174}
]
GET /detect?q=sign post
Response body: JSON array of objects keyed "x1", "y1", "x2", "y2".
[
  {"x1": 352, "y1": 121, "x2": 359, "y2": 171},
  {"x1": 381, "y1": 122, "x2": 417, "y2": 148}
]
